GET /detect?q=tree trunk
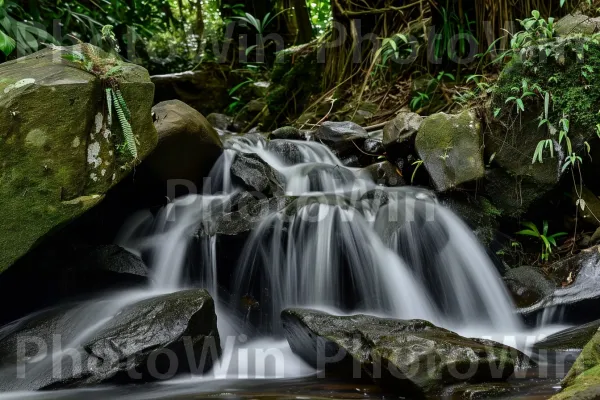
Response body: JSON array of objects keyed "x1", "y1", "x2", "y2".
[{"x1": 292, "y1": 0, "x2": 313, "y2": 44}]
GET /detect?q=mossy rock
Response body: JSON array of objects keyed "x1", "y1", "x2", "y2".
[
  {"x1": 0, "y1": 44, "x2": 157, "y2": 273},
  {"x1": 415, "y1": 110, "x2": 484, "y2": 192},
  {"x1": 487, "y1": 37, "x2": 600, "y2": 216},
  {"x1": 551, "y1": 330, "x2": 600, "y2": 399}
]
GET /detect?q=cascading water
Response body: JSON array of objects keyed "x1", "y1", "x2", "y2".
[{"x1": 1, "y1": 133, "x2": 567, "y2": 399}]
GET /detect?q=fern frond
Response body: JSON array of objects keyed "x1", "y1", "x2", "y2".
[
  {"x1": 114, "y1": 89, "x2": 132, "y2": 121},
  {"x1": 111, "y1": 90, "x2": 137, "y2": 159}
]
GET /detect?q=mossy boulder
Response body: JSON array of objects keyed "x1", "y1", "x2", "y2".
[
  {"x1": 555, "y1": 13, "x2": 600, "y2": 36},
  {"x1": 282, "y1": 308, "x2": 530, "y2": 397},
  {"x1": 550, "y1": 329, "x2": 600, "y2": 399},
  {"x1": 0, "y1": 44, "x2": 157, "y2": 273},
  {"x1": 487, "y1": 37, "x2": 600, "y2": 216},
  {"x1": 415, "y1": 110, "x2": 484, "y2": 192}
]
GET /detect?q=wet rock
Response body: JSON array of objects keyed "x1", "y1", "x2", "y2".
[
  {"x1": 520, "y1": 246, "x2": 600, "y2": 325},
  {"x1": 362, "y1": 138, "x2": 385, "y2": 155},
  {"x1": 267, "y1": 140, "x2": 303, "y2": 165},
  {"x1": 555, "y1": 13, "x2": 600, "y2": 36},
  {"x1": 483, "y1": 168, "x2": 547, "y2": 219},
  {"x1": 315, "y1": 121, "x2": 368, "y2": 143},
  {"x1": 576, "y1": 188, "x2": 600, "y2": 227},
  {"x1": 504, "y1": 266, "x2": 555, "y2": 308},
  {"x1": 415, "y1": 110, "x2": 484, "y2": 192},
  {"x1": 383, "y1": 111, "x2": 423, "y2": 149},
  {"x1": 206, "y1": 113, "x2": 232, "y2": 131},
  {"x1": 0, "y1": 44, "x2": 157, "y2": 273},
  {"x1": 441, "y1": 382, "x2": 516, "y2": 399},
  {"x1": 147, "y1": 100, "x2": 223, "y2": 189},
  {"x1": 0, "y1": 289, "x2": 220, "y2": 390},
  {"x1": 231, "y1": 153, "x2": 285, "y2": 196},
  {"x1": 535, "y1": 320, "x2": 600, "y2": 351},
  {"x1": 282, "y1": 308, "x2": 530, "y2": 396},
  {"x1": 551, "y1": 330, "x2": 600, "y2": 399},
  {"x1": 269, "y1": 126, "x2": 307, "y2": 141},
  {"x1": 358, "y1": 162, "x2": 405, "y2": 187}
]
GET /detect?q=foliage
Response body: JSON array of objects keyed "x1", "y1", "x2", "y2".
[
  {"x1": 307, "y1": 0, "x2": 331, "y2": 36},
  {"x1": 516, "y1": 221, "x2": 567, "y2": 262}
]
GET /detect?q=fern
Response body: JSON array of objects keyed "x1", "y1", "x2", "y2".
[
  {"x1": 110, "y1": 89, "x2": 137, "y2": 159},
  {"x1": 114, "y1": 89, "x2": 132, "y2": 121}
]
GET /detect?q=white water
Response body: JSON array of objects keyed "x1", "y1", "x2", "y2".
[{"x1": 0, "y1": 134, "x2": 568, "y2": 397}]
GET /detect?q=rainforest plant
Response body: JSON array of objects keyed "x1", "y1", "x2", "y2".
[{"x1": 516, "y1": 221, "x2": 567, "y2": 262}]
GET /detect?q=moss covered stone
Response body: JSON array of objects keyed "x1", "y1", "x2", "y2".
[
  {"x1": 0, "y1": 45, "x2": 157, "y2": 273},
  {"x1": 551, "y1": 330, "x2": 600, "y2": 399},
  {"x1": 415, "y1": 110, "x2": 484, "y2": 192}
]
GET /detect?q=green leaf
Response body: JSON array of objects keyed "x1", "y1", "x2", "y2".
[
  {"x1": 0, "y1": 29, "x2": 15, "y2": 56},
  {"x1": 516, "y1": 98, "x2": 525, "y2": 112},
  {"x1": 543, "y1": 220, "x2": 549, "y2": 237},
  {"x1": 532, "y1": 10, "x2": 541, "y2": 20},
  {"x1": 541, "y1": 235, "x2": 552, "y2": 251}
]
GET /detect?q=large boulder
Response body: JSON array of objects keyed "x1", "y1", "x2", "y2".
[
  {"x1": 146, "y1": 100, "x2": 223, "y2": 188},
  {"x1": 415, "y1": 110, "x2": 484, "y2": 192},
  {"x1": 551, "y1": 329, "x2": 600, "y2": 399},
  {"x1": 504, "y1": 266, "x2": 556, "y2": 308},
  {"x1": 383, "y1": 111, "x2": 423, "y2": 149},
  {"x1": 0, "y1": 44, "x2": 157, "y2": 273},
  {"x1": 487, "y1": 37, "x2": 600, "y2": 217},
  {"x1": 555, "y1": 13, "x2": 600, "y2": 36},
  {"x1": 282, "y1": 309, "x2": 529, "y2": 396},
  {"x1": 230, "y1": 153, "x2": 285, "y2": 196},
  {"x1": 535, "y1": 320, "x2": 600, "y2": 352},
  {"x1": 0, "y1": 289, "x2": 220, "y2": 390}
]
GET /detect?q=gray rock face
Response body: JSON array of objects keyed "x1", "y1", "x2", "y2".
[
  {"x1": 206, "y1": 113, "x2": 232, "y2": 131},
  {"x1": 415, "y1": 110, "x2": 484, "y2": 192},
  {"x1": 148, "y1": 100, "x2": 223, "y2": 187},
  {"x1": 383, "y1": 112, "x2": 423, "y2": 148},
  {"x1": 0, "y1": 289, "x2": 220, "y2": 390},
  {"x1": 269, "y1": 126, "x2": 306, "y2": 141},
  {"x1": 282, "y1": 308, "x2": 530, "y2": 396},
  {"x1": 504, "y1": 266, "x2": 555, "y2": 308},
  {"x1": 267, "y1": 140, "x2": 304, "y2": 165},
  {"x1": 230, "y1": 153, "x2": 285, "y2": 196},
  {"x1": 555, "y1": 13, "x2": 600, "y2": 36},
  {"x1": 520, "y1": 246, "x2": 600, "y2": 325},
  {"x1": 534, "y1": 319, "x2": 600, "y2": 351},
  {"x1": 315, "y1": 121, "x2": 368, "y2": 143}
]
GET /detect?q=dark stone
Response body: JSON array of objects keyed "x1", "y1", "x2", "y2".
[
  {"x1": 269, "y1": 126, "x2": 307, "y2": 141},
  {"x1": 383, "y1": 111, "x2": 423, "y2": 148},
  {"x1": 534, "y1": 319, "x2": 600, "y2": 351},
  {"x1": 267, "y1": 140, "x2": 304, "y2": 165},
  {"x1": 0, "y1": 289, "x2": 220, "y2": 390},
  {"x1": 282, "y1": 308, "x2": 531, "y2": 397},
  {"x1": 314, "y1": 121, "x2": 368, "y2": 143},
  {"x1": 504, "y1": 266, "x2": 556, "y2": 308},
  {"x1": 148, "y1": 100, "x2": 223, "y2": 190},
  {"x1": 362, "y1": 138, "x2": 385, "y2": 155},
  {"x1": 519, "y1": 246, "x2": 600, "y2": 325},
  {"x1": 230, "y1": 153, "x2": 285, "y2": 196},
  {"x1": 439, "y1": 193, "x2": 501, "y2": 246}
]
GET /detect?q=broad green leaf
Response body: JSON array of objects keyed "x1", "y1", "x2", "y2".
[{"x1": 0, "y1": 29, "x2": 15, "y2": 56}]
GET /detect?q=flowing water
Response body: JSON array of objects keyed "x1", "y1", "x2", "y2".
[{"x1": 0, "y1": 134, "x2": 572, "y2": 398}]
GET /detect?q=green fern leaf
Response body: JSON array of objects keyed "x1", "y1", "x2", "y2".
[
  {"x1": 114, "y1": 89, "x2": 132, "y2": 121},
  {"x1": 111, "y1": 90, "x2": 137, "y2": 159}
]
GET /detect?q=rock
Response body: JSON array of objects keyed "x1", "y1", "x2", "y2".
[
  {"x1": 358, "y1": 162, "x2": 405, "y2": 187},
  {"x1": 483, "y1": 168, "x2": 546, "y2": 218},
  {"x1": 146, "y1": 100, "x2": 223, "y2": 189},
  {"x1": 488, "y1": 37, "x2": 600, "y2": 217},
  {"x1": 550, "y1": 330, "x2": 600, "y2": 399},
  {"x1": 439, "y1": 193, "x2": 501, "y2": 246},
  {"x1": 0, "y1": 245, "x2": 148, "y2": 326},
  {"x1": 383, "y1": 111, "x2": 423, "y2": 148},
  {"x1": 520, "y1": 246, "x2": 600, "y2": 325},
  {"x1": 362, "y1": 138, "x2": 384, "y2": 155},
  {"x1": 269, "y1": 126, "x2": 306, "y2": 141},
  {"x1": 0, "y1": 44, "x2": 158, "y2": 273},
  {"x1": 555, "y1": 13, "x2": 600, "y2": 36},
  {"x1": 151, "y1": 63, "x2": 230, "y2": 116},
  {"x1": 282, "y1": 308, "x2": 529, "y2": 396},
  {"x1": 230, "y1": 153, "x2": 285, "y2": 196},
  {"x1": 315, "y1": 121, "x2": 368, "y2": 143},
  {"x1": 267, "y1": 140, "x2": 304, "y2": 165},
  {"x1": 206, "y1": 113, "x2": 232, "y2": 131},
  {"x1": 441, "y1": 382, "x2": 517, "y2": 399},
  {"x1": 415, "y1": 110, "x2": 484, "y2": 192},
  {"x1": 535, "y1": 320, "x2": 600, "y2": 351},
  {"x1": 504, "y1": 266, "x2": 555, "y2": 308},
  {"x1": 0, "y1": 289, "x2": 220, "y2": 390}
]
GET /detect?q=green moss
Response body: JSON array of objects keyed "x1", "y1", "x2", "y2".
[
  {"x1": 481, "y1": 198, "x2": 503, "y2": 217},
  {"x1": 494, "y1": 37, "x2": 600, "y2": 138}
]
